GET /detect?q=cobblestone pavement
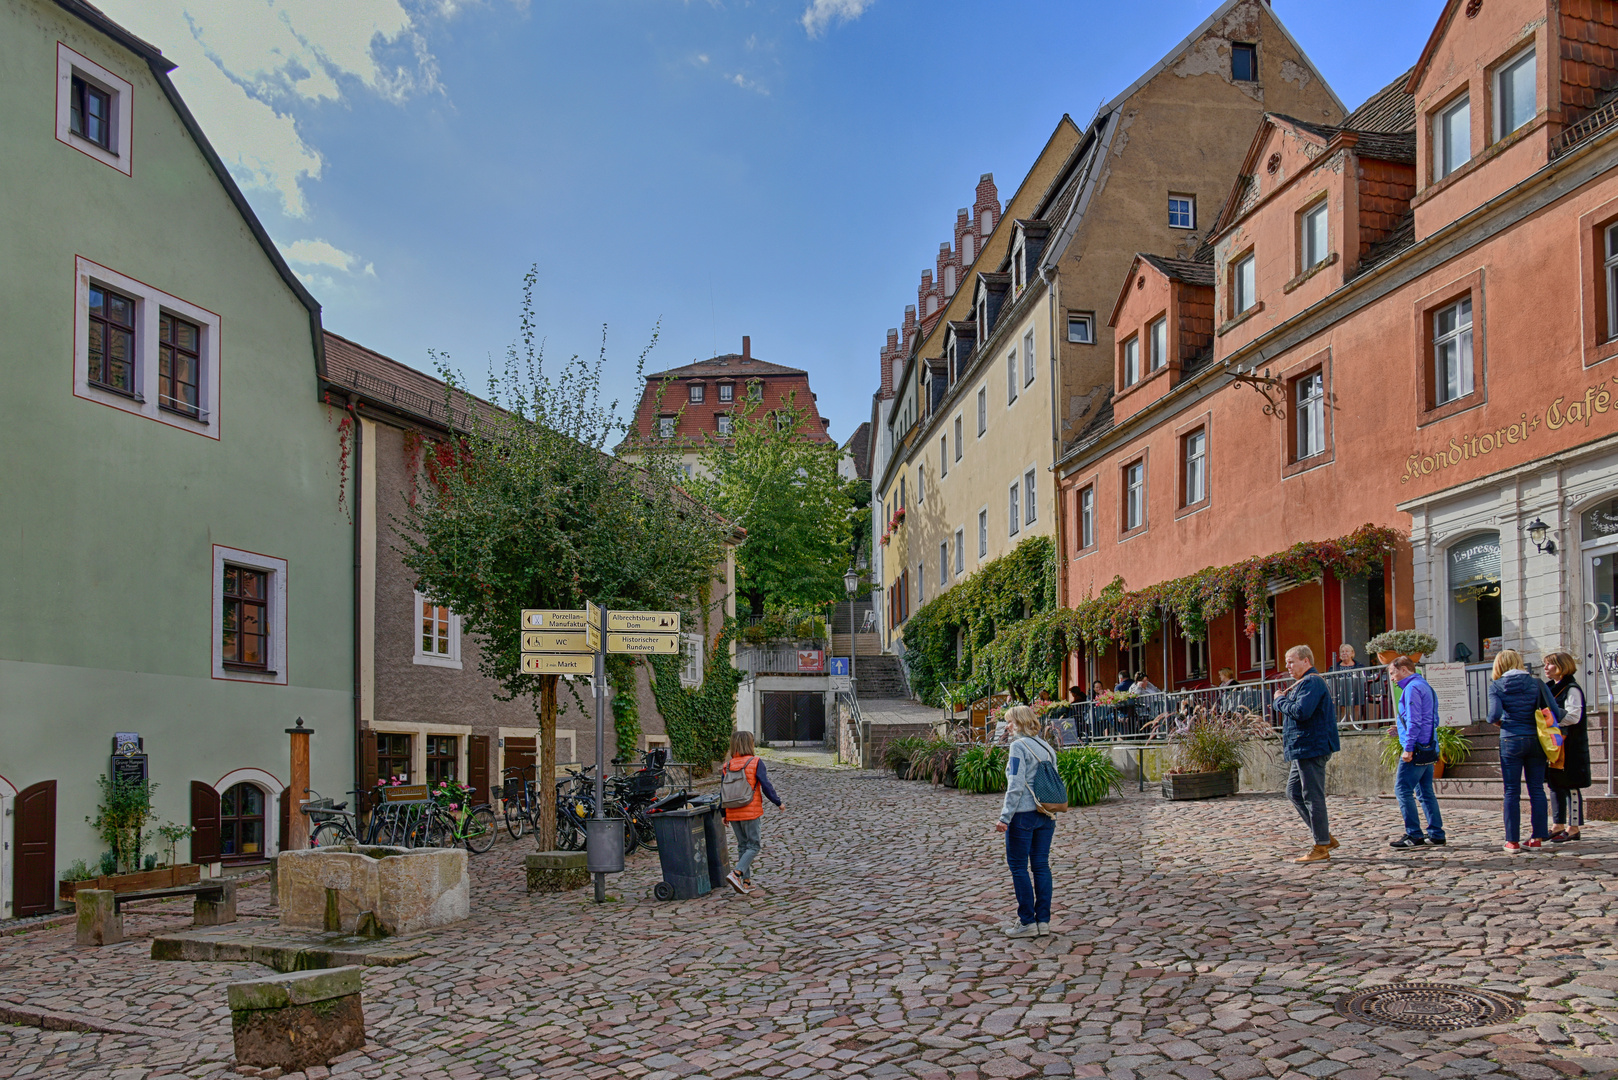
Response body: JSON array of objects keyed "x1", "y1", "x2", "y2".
[{"x1": 5, "y1": 765, "x2": 1618, "y2": 1080}]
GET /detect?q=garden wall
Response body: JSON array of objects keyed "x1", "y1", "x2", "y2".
[{"x1": 1106, "y1": 730, "x2": 1392, "y2": 797}]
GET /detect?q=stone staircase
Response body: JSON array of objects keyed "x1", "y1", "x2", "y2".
[
  {"x1": 1426, "y1": 717, "x2": 1611, "y2": 806},
  {"x1": 854, "y1": 654, "x2": 910, "y2": 700}
]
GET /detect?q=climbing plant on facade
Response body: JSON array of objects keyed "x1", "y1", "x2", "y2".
[{"x1": 648, "y1": 621, "x2": 746, "y2": 769}]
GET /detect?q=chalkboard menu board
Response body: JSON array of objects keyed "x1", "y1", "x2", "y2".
[{"x1": 111, "y1": 754, "x2": 148, "y2": 785}]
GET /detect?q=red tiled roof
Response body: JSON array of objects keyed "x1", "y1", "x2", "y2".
[
  {"x1": 322, "y1": 331, "x2": 499, "y2": 430},
  {"x1": 625, "y1": 355, "x2": 834, "y2": 448}
]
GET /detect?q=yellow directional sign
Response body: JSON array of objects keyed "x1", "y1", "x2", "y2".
[
  {"x1": 607, "y1": 631, "x2": 680, "y2": 655},
  {"x1": 522, "y1": 631, "x2": 592, "y2": 653},
  {"x1": 522, "y1": 609, "x2": 587, "y2": 631},
  {"x1": 607, "y1": 610, "x2": 681, "y2": 634},
  {"x1": 521, "y1": 653, "x2": 593, "y2": 675},
  {"x1": 587, "y1": 600, "x2": 602, "y2": 629},
  {"x1": 585, "y1": 622, "x2": 601, "y2": 651}
]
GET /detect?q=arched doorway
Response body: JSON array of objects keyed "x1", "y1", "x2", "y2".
[{"x1": 219, "y1": 782, "x2": 266, "y2": 863}]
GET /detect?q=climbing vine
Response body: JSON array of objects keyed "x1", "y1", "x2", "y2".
[
  {"x1": 605, "y1": 653, "x2": 641, "y2": 760},
  {"x1": 648, "y1": 621, "x2": 746, "y2": 770},
  {"x1": 903, "y1": 524, "x2": 1404, "y2": 704}
]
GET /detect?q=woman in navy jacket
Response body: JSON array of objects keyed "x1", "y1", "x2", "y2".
[{"x1": 1486, "y1": 649, "x2": 1562, "y2": 852}]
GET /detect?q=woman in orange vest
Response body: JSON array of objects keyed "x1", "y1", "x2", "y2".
[{"x1": 722, "y1": 730, "x2": 783, "y2": 894}]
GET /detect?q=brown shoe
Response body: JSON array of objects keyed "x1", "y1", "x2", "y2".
[
  {"x1": 1294, "y1": 845, "x2": 1331, "y2": 863},
  {"x1": 1328, "y1": 835, "x2": 1340, "y2": 850}
]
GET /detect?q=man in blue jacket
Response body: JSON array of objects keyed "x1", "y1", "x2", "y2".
[
  {"x1": 1388, "y1": 656, "x2": 1445, "y2": 849},
  {"x1": 1273, "y1": 644, "x2": 1340, "y2": 863}
]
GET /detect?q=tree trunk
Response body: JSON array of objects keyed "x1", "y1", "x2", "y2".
[{"x1": 536, "y1": 675, "x2": 558, "y2": 849}]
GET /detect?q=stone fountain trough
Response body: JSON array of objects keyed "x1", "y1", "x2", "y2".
[{"x1": 277, "y1": 845, "x2": 468, "y2": 937}]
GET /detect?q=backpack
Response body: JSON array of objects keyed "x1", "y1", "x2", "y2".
[
  {"x1": 719, "y1": 756, "x2": 758, "y2": 809},
  {"x1": 1019, "y1": 738, "x2": 1069, "y2": 814}
]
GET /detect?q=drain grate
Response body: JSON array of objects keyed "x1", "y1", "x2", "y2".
[{"x1": 1335, "y1": 982, "x2": 1524, "y2": 1031}]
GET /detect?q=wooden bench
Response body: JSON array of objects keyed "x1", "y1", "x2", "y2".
[{"x1": 76, "y1": 880, "x2": 236, "y2": 946}]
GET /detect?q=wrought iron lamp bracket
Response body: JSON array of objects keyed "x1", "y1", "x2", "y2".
[{"x1": 1228, "y1": 365, "x2": 1287, "y2": 418}]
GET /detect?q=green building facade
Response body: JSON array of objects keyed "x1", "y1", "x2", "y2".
[{"x1": 0, "y1": 0, "x2": 354, "y2": 916}]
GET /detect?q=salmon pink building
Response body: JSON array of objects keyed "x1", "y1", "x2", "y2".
[{"x1": 1053, "y1": 0, "x2": 1618, "y2": 701}]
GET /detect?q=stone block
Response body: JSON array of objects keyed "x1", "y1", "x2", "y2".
[
  {"x1": 277, "y1": 845, "x2": 467, "y2": 936},
  {"x1": 267, "y1": 856, "x2": 278, "y2": 906},
  {"x1": 229, "y1": 966, "x2": 365, "y2": 1072},
  {"x1": 195, "y1": 880, "x2": 237, "y2": 926},
  {"x1": 1585, "y1": 796, "x2": 1618, "y2": 821},
  {"x1": 526, "y1": 851, "x2": 589, "y2": 893},
  {"x1": 75, "y1": 889, "x2": 122, "y2": 946}
]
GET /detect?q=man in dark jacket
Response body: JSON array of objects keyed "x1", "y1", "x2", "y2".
[{"x1": 1273, "y1": 644, "x2": 1340, "y2": 863}]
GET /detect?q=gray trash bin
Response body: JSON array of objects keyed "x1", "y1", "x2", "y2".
[
  {"x1": 694, "y1": 796, "x2": 732, "y2": 887},
  {"x1": 649, "y1": 807, "x2": 711, "y2": 900}
]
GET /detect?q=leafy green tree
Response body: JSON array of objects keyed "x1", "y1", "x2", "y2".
[
  {"x1": 687, "y1": 395, "x2": 852, "y2": 615},
  {"x1": 399, "y1": 271, "x2": 727, "y2": 845}
]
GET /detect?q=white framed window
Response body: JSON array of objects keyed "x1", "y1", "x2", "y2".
[
  {"x1": 1024, "y1": 468, "x2": 1037, "y2": 526},
  {"x1": 1296, "y1": 371, "x2": 1326, "y2": 459},
  {"x1": 689, "y1": 383, "x2": 705, "y2": 403},
  {"x1": 1248, "y1": 597, "x2": 1277, "y2": 672},
  {"x1": 747, "y1": 380, "x2": 763, "y2": 401},
  {"x1": 718, "y1": 382, "x2": 734, "y2": 402},
  {"x1": 1006, "y1": 353, "x2": 1018, "y2": 404},
  {"x1": 1433, "y1": 297, "x2": 1475, "y2": 405},
  {"x1": 1012, "y1": 244, "x2": 1025, "y2": 292},
  {"x1": 977, "y1": 387, "x2": 988, "y2": 435},
  {"x1": 414, "y1": 591, "x2": 462, "y2": 669},
  {"x1": 939, "y1": 542, "x2": 949, "y2": 586},
  {"x1": 1079, "y1": 487, "x2": 1095, "y2": 549},
  {"x1": 1495, "y1": 46, "x2": 1536, "y2": 140},
  {"x1": 1185, "y1": 635, "x2": 1209, "y2": 681},
  {"x1": 1124, "y1": 462, "x2": 1145, "y2": 531},
  {"x1": 954, "y1": 528, "x2": 965, "y2": 575},
  {"x1": 1184, "y1": 429, "x2": 1207, "y2": 506},
  {"x1": 212, "y1": 545, "x2": 288, "y2": 685},
  {"x1": 953, "y1": 415, "x2": 963, "y2": 460},
  {"x1": 916, "y1": 464, "x2": 925, "y2": 504},
  {"x1": 1023, "y1": 330, "x2": 1036, "y2": 386},
  {"x1": 56, "y1": 44, "x2": 132, "y2": 176},
  {"x1": 1435, "y1": 94, "x2": 1472, "y2": 179},
  {"x1": 74, "y1": 257, "x2": 221, "y2": 438},
  {"x1": 658, "y1": 416, "x2": 675, "y2": 438},
  {"x1": 1302, "y1": 202, "x2": 1329, "y2": 270},
  {"x1": 1168, "y1": 195, "x2": 1195, "y2": 230},
  {"x1": 1605, "y1": 224, "x2": 1618, "y2": 341},
  {"x1": 680, "y1": 634, "x2": 704, "y2": 688},
  {"x1": 717, "y1": 413, "x2": 734, "y2": 436},
  {"x1": 978, "y1": 508, "x2": 988, "y2": 557},
  {"x1": 1233, "y1": 254, "x2": 1256, "y2": 315},
  {"x1": 1008, "y1": 482, "x2": 1020, "y2": 537},
  {"x1": 939, "y1": 436, "x2": 948, "y2": 477},
  {"x1": 1148, "y1": 318, "x2": 1166, "y2": 372},
  {"x1": 1067, "y1": 313, "x2": 1094, "y2": 344},
  {"x1": 1123, "y1": 335, "x2": 1140, "y2": 386}
]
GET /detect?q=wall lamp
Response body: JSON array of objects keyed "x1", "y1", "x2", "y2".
[{"x1": 1525, "y1": 518, "x2": 1558, "y2": 556}]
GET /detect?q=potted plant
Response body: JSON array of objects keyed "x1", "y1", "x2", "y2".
[
  {"x1": 1380, "y1": 724, "x2": 1472, "y2": 778},
  {"x1": 953, "y1": 744, "x2": 1008, "y2": 793},
  {"x1": 63, "y1": 778, "x2": 202, "y2": 902},
  {"x1": 1152, "y1": 705, "x2": 1269, "y2": 800},
  {"x1": 908, "y1": 738, "x2": 959, "y2": 787},
  {"x1": 1054, "y1": 747, "x2": 1123, "y2": 806},
  {"x1": 1367, "y1": 629, "x2": 1440, "y2": 667},
  {"x1": 883, "y1": 735, "x2": 928, "y2": 779}
]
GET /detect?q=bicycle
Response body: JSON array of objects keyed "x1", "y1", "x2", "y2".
[
  {"x1": 555, "y1": 767, "x2": 637, "y2": 856},
  {"x1": 414, "y1": 786, "x2": 498, "y2": 855},
  {"x1": 303, "y1": 788, "x2": 363, "y2": 848},
  {"x1": 502, "y1": 766, "x2": 539, "y2": 840}
]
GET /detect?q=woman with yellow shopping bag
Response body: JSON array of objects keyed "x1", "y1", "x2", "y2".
[{"x1": 1486, "y1": 650, "x2": 1564, "y2": 853}]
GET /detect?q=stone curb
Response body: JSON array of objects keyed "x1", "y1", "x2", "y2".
[{"x1": 0, "y1": 1002, "x2": 153, "y2": 1037}]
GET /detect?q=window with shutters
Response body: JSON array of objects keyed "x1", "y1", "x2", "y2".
[
  {"x1": 377, "y1": 733, "x2": 412, "y2": 784},
  {"x1": 414, "y1": 591, "x2": 462, "y2": 668},
  {"x1": 426, "y1": 735, "x2": 458, "y2": 786}
]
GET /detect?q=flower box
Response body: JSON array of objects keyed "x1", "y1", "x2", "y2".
[
  {"x1": 1161, "y1": 768, "x2": 1238, "y2": 801},
  {"x1": 59, "y1": 863, "x2": 202, "y2": 903}
]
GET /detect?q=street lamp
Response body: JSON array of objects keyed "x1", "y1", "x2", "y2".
[
  {"x1": 844, "y1": 567, "x2": 859, "y2": 684},
  {"x1": 1526, "y1": 517, "x2": 1558, "y2": 555}
]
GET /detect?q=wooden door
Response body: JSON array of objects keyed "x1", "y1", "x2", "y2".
[
  {"x1": 190, "y1": 781, "x2": 221, "y2": 863},
  {"x1": 468, "y1": 735, "x2": 491, "y2": 803},
  {"x1": 504, "y1": 736, "x2": 536, "y2": 778},
  {"x1": 13, "y1": 781, "x2": 56, "y2": 917},
  {"x1": 794, "y1": 693, "x2": 826, "y2": 743},
  {"x1": 761, "y1": 693, "x2": 794, "y2": 744},
  {"x1": 278, "y1": 787, "x2": 292, "y2": 854}
]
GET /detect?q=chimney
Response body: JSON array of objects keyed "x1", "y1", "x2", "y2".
[{"x1": 741, "y1": 336, "x2": 751, "y2": 361}]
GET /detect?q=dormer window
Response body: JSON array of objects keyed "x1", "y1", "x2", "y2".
[
  {"x1": 1148, "y1": 318, "x2": 1166, "y2": 373},
  {"x1": 1301, "y1": 201, "x2": 1329, "y2": 270},
  {"x1": 658, "y1": 416, "x2": 675, "y2": 439},
  {"x1": 1495, "y1": 46, "x2": 1536, "y2": 140},
  {"x1": 1122, "y1": 334, "x2": 1140, "y2": 387},
  {"x1": 747, "y1": 380, "x2": 762, "y2": 401},
  {"x1": 717, "y1": 413, "x2": 734, "y2": 436},
  {"x1": 1435, "y1": 94, "x2": 1472, "y2": 179},
  {"x1": 979, "y1": 300, "x2": 988, "y2": 330},
  {"x1": 688, "y1": 383, "x2": 705, "y2": 403},
  {"x1": 1232, "y1": 253, "x2": 1256, "y2": 315},
  {"x1": 718, "y1": 382, "x2": 734, "y2": 402},
  {"x1": 1012, "y1": 244, "x2": 1026, "y2": 291}
]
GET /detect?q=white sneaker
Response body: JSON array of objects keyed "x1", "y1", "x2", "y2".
[
  {"x1": 1036, "y1": 922, "x2": 1051, "y2": 936},
  {"x1": 1004, "y1": 922, "x2": 1040, "y2": 938},
  {"x1": 725, "y1": 870, "x2": 747, "y2": 895}
]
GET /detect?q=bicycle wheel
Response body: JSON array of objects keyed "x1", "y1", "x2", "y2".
[
  {"x1": 630, "y1": 809, "x2": 658, "y2": 852},
  {"x1": 609, "y1": 804, "x2": 638, "y2": 857},
  {"x1": 463, "y1": 806, "x2": 497, "y2": 854},
  {"x1": 556, "y1": 809, "x2": 586, "y2": 851},
  {"x1": 504, "y1": 800, "x2": 526, "y2": 840},
  {"x1": 310, "y1": 821, "x2": 352, "y2": 849}
]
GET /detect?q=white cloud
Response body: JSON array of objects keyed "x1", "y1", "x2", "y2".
[
  {"x1": 728, "y1": 72, "x2": 769, "y2": 95},
  {"x1": 282, "y1": 239, "x2": 376, "y2": 278},
  {"x1": 800, "y1": 0, "x2": 871, "y2": 38},
  {"x1": 93, "y1": 0, "x2": 458, "y2": 218}
]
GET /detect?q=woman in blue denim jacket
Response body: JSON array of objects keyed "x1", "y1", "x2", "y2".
[
  {"x1": 996, "y1": 705, "x2": 1057, "y2": 939},
  {"x1": 1487, "y1": 649, "x2": 1562, "y2": 852}
]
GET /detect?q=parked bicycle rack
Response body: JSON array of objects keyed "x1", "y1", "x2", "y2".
[{"x1": 372, "y1": 784, "x2": 432, "y2": 845}]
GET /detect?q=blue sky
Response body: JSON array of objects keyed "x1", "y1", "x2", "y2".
[{"x1": 98, "y1": 0, "x2": 1445, "y2": 445}]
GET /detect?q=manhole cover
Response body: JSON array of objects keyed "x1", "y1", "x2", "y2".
[{"x1": 1335, "y1": 983, "x2": 1523, "y2": 1031}]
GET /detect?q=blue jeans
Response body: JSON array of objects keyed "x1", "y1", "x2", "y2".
[
  {"x1": 1005, "y1": 810, "x2": 1055, "y2": 926},
  {"x1": 1394, "y1": 760, "x2": 1445, "y2": 841},
  {"x1": 730, "y1": 818, "x2": 762, "y2": 879},
  {"x1": 1499, "y1": 734, "x2": 1548, "y2": 843}
]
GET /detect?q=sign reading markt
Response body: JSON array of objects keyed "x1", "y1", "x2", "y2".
[{"x1": 520, "y1": 653, "x2": 593, "y2": 675}]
